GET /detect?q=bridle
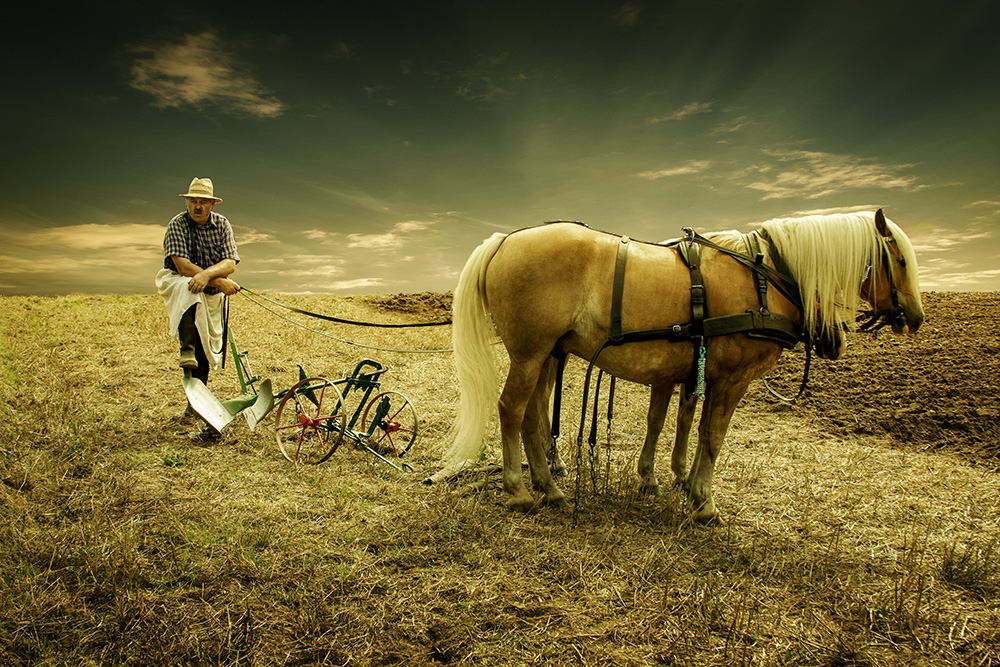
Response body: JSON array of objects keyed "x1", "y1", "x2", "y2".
[{"x1": 856, "y1": 235, "x2": 904, "y2": 333}]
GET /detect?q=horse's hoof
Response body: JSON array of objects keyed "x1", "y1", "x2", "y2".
[
  {"x1": 638, "y1": 483, "x2": 663, "y2": 498},
  {"x1": 506, "y1": 495, "x2": 537, "y2": 514},
  {"x1": 692, "y1": 506, "x2": 719, "y2": 525},
  {"x1": 545, "y1": 495, "x2": 569, "y2": 510}
]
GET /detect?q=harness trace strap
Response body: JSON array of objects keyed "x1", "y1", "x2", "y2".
[{"x1": 239, "y1": 287, "x2": 452, "y2": 328}]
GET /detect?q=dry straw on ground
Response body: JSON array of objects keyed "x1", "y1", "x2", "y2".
[{"x1": 1, "y1": 291, "x2": 998, "y2": 666}]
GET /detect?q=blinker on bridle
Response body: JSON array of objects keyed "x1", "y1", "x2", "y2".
[{"x1": 856, "y1": 235, "x2": 903, "y2": 332}]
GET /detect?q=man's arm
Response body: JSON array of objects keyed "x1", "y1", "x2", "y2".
[{"x1": 170, "y1": 256, "x2": 239, "y2": 295}]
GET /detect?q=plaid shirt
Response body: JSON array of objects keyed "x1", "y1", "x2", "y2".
[{"x1": 162, "y1": 211, "x2": 240, "y2": 294}]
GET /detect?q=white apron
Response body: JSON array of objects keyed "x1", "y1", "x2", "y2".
[{"x1": 155, "y1": 268, "x2": 225, "y2": 368}]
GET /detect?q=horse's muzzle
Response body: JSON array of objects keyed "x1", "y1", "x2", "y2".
[{"x1": 894, "y1": 306, "x2": 924, "y2": 334}]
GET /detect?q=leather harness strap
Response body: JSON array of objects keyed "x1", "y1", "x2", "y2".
[
  {"x1": 609, "y1": 236, "x2": 630, "y2": 342},
  {"x1": 678, "y1": 229, "x2": 705, "y2": 338},
  {"x1": 604, "y1": 231, "x2": 803, "y2": 352}
]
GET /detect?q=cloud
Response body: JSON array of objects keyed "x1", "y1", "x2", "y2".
[
  {"x1": 646, "y1": 102, "x2": 714, "y2": 124},
  {"x1": 0, "y1": 223, "x2": 164, "y2": 287},
  {"x1": 908, "y1": 223, "x2": 994, "y2": 254},
  {"x1": 129, "y1": 31, "x2": 285, "y2": 118},
  {"x1": 920, "y1": 268, "x2": 1000, "y2": 290},
  {"x1": 235, "y1": 227, "x2": 278, "y2": 245},
  {"x1": 710, "y1": 115, "x2": 753, "y2": 136},
  {"x1": 609, "y1": 3, "x2": 645, "y2": 27},
  {"x1": 345, "y1": 218, "x2": 439, "y2": 250},
  {"x1": 322, "y1": 278, "x2": 383, "y2": 291},
  {"x1": 15, "y1": 223, "x2": 163, "y2": 250},
  {"x1": 745, "y1": 149, "x2": 924, "y2": 200},
  {"x1": 454, "y1": 54, "x2": 514, "y2": 102},
  {"x1": 422, "y1": 53, "x2": 536, "y2": 102},
  {"x1": 347, "y1": 232, "x2": 403, "y2": 250},
  {"x1": 302, "y1": 229, "x2": 340, "y2": 243},
  {"x1": 963, "y1": 200, "x2": 1000, "y2": 218},
  {"x1": 637, "y1": 160, "x2": 711, "y2": 180}
]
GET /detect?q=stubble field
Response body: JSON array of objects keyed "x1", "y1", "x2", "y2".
[{"x1": 1, "y1": 290, "x2": 998, "y2": 666}]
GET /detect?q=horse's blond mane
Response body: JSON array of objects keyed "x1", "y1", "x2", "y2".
[{"x1": 759, "y1": 211, "x2": 916, "y2": 342}]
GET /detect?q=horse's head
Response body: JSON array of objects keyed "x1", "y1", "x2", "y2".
[
  {"x1": 814, "y1": 324, "x2": 846, "y2": 360},
  {"x1": 862, "y1": 209, "x2": 924, "y2": 334}
]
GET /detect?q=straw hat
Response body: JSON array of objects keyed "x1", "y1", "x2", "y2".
[{"x1": 179, "y1": 177, "x2": 223, "y2": 202}]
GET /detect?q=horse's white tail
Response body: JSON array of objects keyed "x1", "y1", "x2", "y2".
[{"x1": 442, "y1": 232, "x2": 507, "y2": 467}]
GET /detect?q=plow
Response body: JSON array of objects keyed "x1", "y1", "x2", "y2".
[{"x1": 183, "y1": 328, "x2": 419, "y2": 473}]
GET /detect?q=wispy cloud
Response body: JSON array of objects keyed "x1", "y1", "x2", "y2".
[
  {"x1": 346, "y1": 219, "x2": 438, "y2": 250},
  {"x1": 453, "y1": 53, "x2": 516, "y2": 102},
  {"x1": 637, "y1": 160, "x2": 711, "y2": 180},
  {"x1": 920, "y1": 268, "x2": 1000, "y2": 290},
  {"x1": 302, "y1": 229, "x2": 340, "y2": 243},
  {"x1": 129, "y1": 31, "x2": 285, "y2": 118},
  {"x1": 0, "y1": 223, "x2": 163, "y2": 292},
  {"x1": 609, "y1": 3, "x2": 645, "y2": 27},
  {"x1": 235, "y1": 227, "x2": 278, "y2": 245},
  {"x1": 710, "y1": 115, "x2": 753, "y2": 136},
  {"x1": 646, "y1": 102, "x2": 714, "y2": 125},
  {"x1": 13, "y1": 223, "x2": 163, "y2": 250},
  {"x1": 745, "y1": 149, "x2": 923, "y2": 200}
]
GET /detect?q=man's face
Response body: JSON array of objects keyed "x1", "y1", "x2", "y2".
[{"x1": 186, "y1": 197, "x2": 216, "y2": 226}]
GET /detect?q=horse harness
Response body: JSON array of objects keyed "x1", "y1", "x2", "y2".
[
  {"x1": 544, "y1": 221, "x2": 904, "y2": 453},
  {"x1": 597, "y1": 227, "x2": 806, "y2": 397},
  {"x1": 548, "y1": 226, "x2": 809, "y2": 452}
]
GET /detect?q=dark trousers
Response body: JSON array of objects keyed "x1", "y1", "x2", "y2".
[{"x1": 179, "y1": 305, "x2": 210, "y2": 385}]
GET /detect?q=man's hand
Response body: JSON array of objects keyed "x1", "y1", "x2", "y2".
[
  {"x1": 187, "y1": 270, "x2": 212, "y2": 294},
  {"x1": 215, "y1": 278, "x2": 241, "y2": 296}
]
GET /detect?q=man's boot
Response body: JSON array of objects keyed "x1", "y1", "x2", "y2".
[{"x1": 178, "y1": 307, "x2": 199, "y2": 370}]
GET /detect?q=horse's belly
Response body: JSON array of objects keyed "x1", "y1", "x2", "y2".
[{"x1": 569, "y1": 338, "x2": 698, "y2": 386}]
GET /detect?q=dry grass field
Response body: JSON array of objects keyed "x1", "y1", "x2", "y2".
[{"x1": 1, "y1": 290, "x2": 998, "y2": 666}]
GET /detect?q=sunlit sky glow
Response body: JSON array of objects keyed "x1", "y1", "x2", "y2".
[{"x1": 2, "y1": 1, "x2": 999, "y2": 296}]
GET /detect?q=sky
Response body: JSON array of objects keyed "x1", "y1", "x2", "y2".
[{"x1": 2, "y1": 0, "x2": 999, "y2": 296}]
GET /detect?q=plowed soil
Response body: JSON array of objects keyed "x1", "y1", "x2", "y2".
[{"x1": 745, "y1": 291, "x2": 1000, "y2": 462}]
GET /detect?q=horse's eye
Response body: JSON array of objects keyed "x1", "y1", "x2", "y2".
[{"x1": 899, "y1": 258, "x2": 906, "y2": 268}]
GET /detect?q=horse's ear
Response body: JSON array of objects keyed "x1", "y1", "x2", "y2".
[{"x1": 874, "y1": 208, "x2": 889, "y2": 236}]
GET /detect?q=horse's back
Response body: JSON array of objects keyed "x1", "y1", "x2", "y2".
[{"x1": 485, "y1": 223, "x2": 695, "y2": 364}]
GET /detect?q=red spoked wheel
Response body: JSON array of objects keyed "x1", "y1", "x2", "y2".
[
  {"x1": 360, "y1": 391, "x2": 419, "y2": 457},
  {"x1": 275, "y1": 377, "x2": 347, "y2": 464}
]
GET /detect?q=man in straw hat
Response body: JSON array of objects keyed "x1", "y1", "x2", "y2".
[{"x1": 155, "y1": 177, "x2": 240, "y2": 406}]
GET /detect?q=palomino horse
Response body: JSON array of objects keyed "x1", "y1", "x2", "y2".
[{"x1": 444, "y1": 210, "x2": 923, "y2": 522}]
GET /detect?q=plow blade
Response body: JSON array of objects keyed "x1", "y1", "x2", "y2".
[
  {"x1": 183, "y1": 376, "x2": 236, "y2": 433},
  {"x1": 242, "y1": 379, "x2": 274, "y2": 431},
  {"x1": 183, "y1": 376, "x2": 275, "y2": 433}
]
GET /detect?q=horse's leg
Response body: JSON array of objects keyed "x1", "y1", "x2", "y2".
[
  {"x1": 671, "y1": 390, "x2": 699, "y2": 490},
  {"x1": 538, "y1": 356, "x2": 567, "y2": 477},
  {"x1": 638, "y1": 382, "x2": 674, "y2": 497},
  {"x1": 521, "y1": 357, "x2": 568, "y2": 508},
  {"x1": 499, "y1": 356, "x2": 548, "y2": 513},
  {"x1": 687, "y1": 380, "x2": 750, "y2": 523}
]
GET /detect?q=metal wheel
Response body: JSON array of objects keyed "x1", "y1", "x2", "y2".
[
  {"x1": 275, "y1": 377, "x2": 347, "y2": 464},
  {"x1": 361, "y1": 391, "x2": 419, "y2": 456}
]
